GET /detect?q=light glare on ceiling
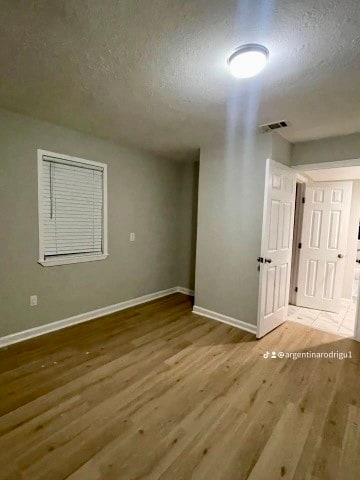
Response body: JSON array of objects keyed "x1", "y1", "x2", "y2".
[{"x1": 228, "y1": 44, "x2": 269, "y2": 79}]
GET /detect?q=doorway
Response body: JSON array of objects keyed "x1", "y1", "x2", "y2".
[{"x1": 288, "y1": 166, "x2": 360, "y2": 338}]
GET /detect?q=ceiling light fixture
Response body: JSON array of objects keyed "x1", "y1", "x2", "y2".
[{"x1": 227, "y1": 44, "x2": 269, "y2": 79}]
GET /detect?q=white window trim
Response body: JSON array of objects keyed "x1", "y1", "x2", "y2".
[{"x1": 37, "y1": 149, "x2": 108, "y2": 267}]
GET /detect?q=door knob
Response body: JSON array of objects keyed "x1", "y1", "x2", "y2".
[
  {"x1": 338, "y1": 254, "x2": 344, "y2": 259},
  {"x1": 265, "y1": 258, "x2": 272, "y2": 263}
]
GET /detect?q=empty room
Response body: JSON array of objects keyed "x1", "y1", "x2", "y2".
[{"x1": 0, "y1": 1, "x2": 359, "y2": 479}]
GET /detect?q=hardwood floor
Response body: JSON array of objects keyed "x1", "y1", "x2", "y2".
[{"x1": 0, "y1": 293, "x2": 359, "y2": 480}]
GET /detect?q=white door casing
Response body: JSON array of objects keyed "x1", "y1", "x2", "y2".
[
  {"x1": 257, "y1": 159, "x2": 296, "y2": 338},
  {"x1": 296, "y1": 181, "x2": 353, "y2": 313}
]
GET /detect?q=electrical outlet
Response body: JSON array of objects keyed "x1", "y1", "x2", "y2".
[
  {"x1": 30, "y1": 295, "x2": 38, "y2": 306},
  {"x1": 130, "y1": 232, "x2": 136, "y2": 242}
]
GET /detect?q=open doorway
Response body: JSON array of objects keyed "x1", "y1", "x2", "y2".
[{"x1": 288, "y1": 166, "x2": 360, "y2": 337}]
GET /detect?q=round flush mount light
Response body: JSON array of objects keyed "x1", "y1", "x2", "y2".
[{"x1": 227, "y1": 44, "x2": 269, "y2": 79}]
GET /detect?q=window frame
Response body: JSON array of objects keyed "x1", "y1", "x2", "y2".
[{"x1": 37, "y1": 149, "x2": 108, "y2": 267}]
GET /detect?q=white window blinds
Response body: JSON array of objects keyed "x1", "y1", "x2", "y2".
[{"x1": 41, "y1": 155, "x2": 104, "y2": 259}]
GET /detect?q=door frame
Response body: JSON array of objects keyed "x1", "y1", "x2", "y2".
[
  {"x1": 289, "y1": 178, "x2": 307, "y2": 305},
  {"x1": 291, "y1": 159, "x2": 360, "y2": 342}
]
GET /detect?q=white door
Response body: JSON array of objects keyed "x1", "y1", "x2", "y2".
[
  {"x1": 257, "y1": 160, "x2": 296, "y2": 338},
  {"x1": 296, "y1": 181, "x2": 352, "y2": 313}
]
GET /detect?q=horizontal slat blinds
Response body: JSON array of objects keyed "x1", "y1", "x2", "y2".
[{"x1": 42, "y1": 157, "x2": 104, "y2": 258}]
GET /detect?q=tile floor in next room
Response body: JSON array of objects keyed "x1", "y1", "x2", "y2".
[
  {"x1": 288, "y1": 298, "x2": 357, "y2": 338},
  {"x1": 288, "y1": 274, "x2": 359, "y2": 337}
]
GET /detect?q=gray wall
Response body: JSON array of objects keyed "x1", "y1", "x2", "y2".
[
  {"x1": 0, "y1": 109, "x2": 197, "y2": 337},
  {"x1": 271, "y1": 133, "x2": 293, "y2": 166},
  {"x1": 177, "y1": 160, "x2": 199, "y2": 291},
  {"x1": 194, "y1": 133, "x2": 272, "y2": 325},
  {"x1": 292, "y1": 133, "x2": 360, "y2": 166}
]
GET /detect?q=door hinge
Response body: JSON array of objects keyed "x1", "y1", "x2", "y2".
[
  {"x1": 257, "y1": 257, "x2": 264, "y2": 263},
  {"x1": 298, "y1": 242, "x2": 302, "y2": 249},
  {"x1": 302, "y1": 197, "x2": 306, "y2": 204},
  {"x1": 295, "y1": 287, "x2": 298, "y2": 292}
]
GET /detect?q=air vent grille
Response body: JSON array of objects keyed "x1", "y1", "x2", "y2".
[{"x1": 259, "y1": 120, "x2": 288, "y2": 133}]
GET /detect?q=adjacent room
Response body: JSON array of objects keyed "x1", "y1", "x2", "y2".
[
  {"x1": 288, "y1": 166, "x2": 360, "y2": 338},
  {"x1": 0, "y1": 1, "x2": 359, "y2": 479}
]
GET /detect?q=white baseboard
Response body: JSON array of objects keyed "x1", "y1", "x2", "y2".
[
  {"x1": 0, "y1": 286, "x2": 193, "y2": 348},
  {"x1": 192, "y1": 305, "x2": 257, "y2": 335},
  {"x1": 177, "y1": 287, "x2": 194, "y2": 296}
]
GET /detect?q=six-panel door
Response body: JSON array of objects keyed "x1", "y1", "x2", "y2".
[
  {"x1": 257, "y1": 160, "x2": 296, "y2": 338},
  {"x1": 296, "y1": 182, "x2": 353, "y2": 313}
]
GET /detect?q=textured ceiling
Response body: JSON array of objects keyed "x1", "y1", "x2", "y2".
[{"x1": 0, "y1": 0, "x2": 359, "y2": 160}]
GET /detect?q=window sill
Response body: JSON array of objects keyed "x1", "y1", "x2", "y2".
[{"x1": 38, "y1": 254, "x2": 108, "y2": 267}]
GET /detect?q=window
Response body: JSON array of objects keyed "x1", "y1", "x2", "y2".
[{"x1": 38, "y1": 150, "x2": 108, "y2": 266}]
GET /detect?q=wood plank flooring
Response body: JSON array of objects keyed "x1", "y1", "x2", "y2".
[{"x1": 0, "y1": 293, "x2": 359, "y2": 480}]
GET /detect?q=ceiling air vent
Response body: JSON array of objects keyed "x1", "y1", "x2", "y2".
[{"x1": 259, "y1": 120, "x2": 288, "y2": 133}]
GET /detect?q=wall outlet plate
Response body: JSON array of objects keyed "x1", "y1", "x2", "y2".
[
  {"x1": 130, "y1": 232, "x2": 136, "y2": 242},
  {"x1": 30, "y1": 295, "x2": 38, "y2": 306}
]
